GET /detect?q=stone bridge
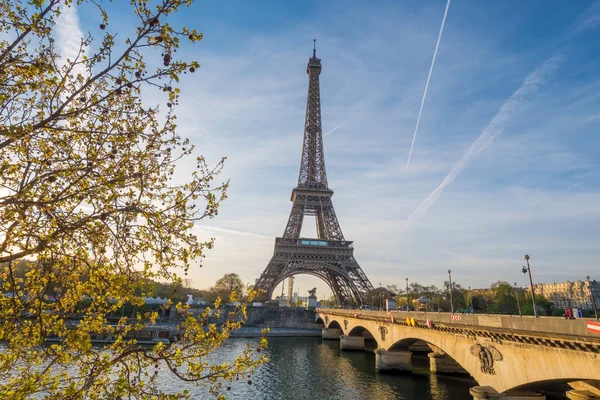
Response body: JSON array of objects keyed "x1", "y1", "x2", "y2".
[{"x1": 316, "y1": 309, "x2": 600, "y2": 399}]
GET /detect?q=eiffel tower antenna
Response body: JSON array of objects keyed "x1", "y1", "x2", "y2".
[{"x1": 254, "y1": 44, "x2": 374, "y2": 306}]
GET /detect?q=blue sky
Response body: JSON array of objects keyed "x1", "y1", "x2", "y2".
[{"x1": 72, "y1": 1, "x2": 600, "y2": 297}]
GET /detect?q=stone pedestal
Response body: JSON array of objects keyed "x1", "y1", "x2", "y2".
[
  {"x1": 428, "y1": 352, "x2": 468, "y2": 374},
  {"x1": 321, "y1": 328, "x2": 342, "y2": 340},
  {"x1": 339, "y1": 335, "x2": 365, "y2": 351},
  {"x1": 374, "y1": 349, "x2": 412, "y2": 372},
  {"x1": 470, "y1": 386, "x2": 546, "y2": 400}
]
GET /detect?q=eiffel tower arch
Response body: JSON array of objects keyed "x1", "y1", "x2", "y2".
[{"x1": 254, "y1": 42, "x2": 374, "y2": 306}]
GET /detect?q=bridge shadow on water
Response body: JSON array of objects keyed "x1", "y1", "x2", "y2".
[{"x1": 318, "y1": 339, "x2": 478, "y2": 400}]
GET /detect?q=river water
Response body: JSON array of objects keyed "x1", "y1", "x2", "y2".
[{"x1": 159, "y1": 337, "x2": 477, "y2": 399}]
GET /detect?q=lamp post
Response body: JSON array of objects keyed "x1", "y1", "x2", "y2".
[
  {"x1": 406, "y1": 278, "x2": 410, "y2": 312},
  {"x1": 448, "y1": 269, "x2": 454, "y2": 314},
  {"x1": 514, "y1": 282, "x2": 522, "y2": 317},
  {"x1": 587, "y1": 276, "x2": 599, "y2": 321},
  {"x1": 379, "y1": 282, "x2": 382, "y2": 311},
  {"x1": 469, "y1": 286, "x2": 475, "y2": 315},
  {"x1": 522, "y1": 255, "x2": 537, "y2": 318}
]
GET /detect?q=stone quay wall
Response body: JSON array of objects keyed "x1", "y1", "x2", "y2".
[
  {"x1": 244, "y1": 307, "x2": 320, "y2": 329},
  {"x1": 201, "y1": 306, "x2": 320, "y2": 329}
]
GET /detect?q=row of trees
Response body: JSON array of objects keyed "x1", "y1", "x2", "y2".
[
  {"x1": 105, "y1": 273, "x2": 247, "y2": 305},
  {"x1": 366, "y1": 280, "x2": 555, "y2": 316},
  {"x1": 0, "y1": 261, "x2": 246, "y2": 306}
]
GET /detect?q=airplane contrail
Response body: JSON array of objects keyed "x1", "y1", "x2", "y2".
[
  {"x1": 408, "y1": 56, "x2": 562, "y2": 221},
  {"x1": 406, "y1": 0, "x2": 451, "y2": 168},
  {"x1": 323, "y1": 116, "x2": 356, "y2": 137}
]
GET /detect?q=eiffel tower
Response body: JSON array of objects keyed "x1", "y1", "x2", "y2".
[{"x1": 254, "y1": 42, "x2": 374, "y2": 306}]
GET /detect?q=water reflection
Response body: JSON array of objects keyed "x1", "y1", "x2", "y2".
[
  {"x1": 212, "y1": 337, "x2": 478, "y2": 400},
  {"x1": 4, "y1": 338, "x2": 477, "y2": 399},
  {"x1": 429, "y1": 371, "x2": 448, "y2": 400},
  {"x1": 132, "y1": 338, "x2": 478, "y2": 399}
]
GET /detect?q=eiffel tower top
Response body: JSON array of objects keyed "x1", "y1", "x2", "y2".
[
  {"x1": 307, "y1": 39, "x2": 322, "y2": 72},
  {"x1": 297, "y1": 40, "x2": 327, "y2": 189}
]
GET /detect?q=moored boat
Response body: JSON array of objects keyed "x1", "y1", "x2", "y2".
[{"x1": 45, "y1": 324, "x2": 178, "y2": 345}]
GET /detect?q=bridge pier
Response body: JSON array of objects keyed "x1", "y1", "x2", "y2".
[
  {"x1": 428, "y1": 352, "x2": 468, "y2": 374},
  {"x1": 374, "y1": 349, "x2": 412, "y2": 372},
  {"x1": 321, "y1": 328, "x2": 342, "y2": 340},
  {"x1": 339, "y1": 335, "x2": 365, "y2": 351},
  {"x1": 470, "y1": 386, "x2": 545, "y2": 400}
]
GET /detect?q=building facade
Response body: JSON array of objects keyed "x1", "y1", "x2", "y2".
[{"x1": 529, "y1": 279, "x2": 600, "y2": 311}]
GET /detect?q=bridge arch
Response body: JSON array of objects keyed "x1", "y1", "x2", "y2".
[
  {"x1": 386, "y1": 334, "x2": 483, "y2": 382},
  {"x1": 327, "y1": 320, "x2": 343, "y2": 331},
  {"x1": 388, "y1": 337, "x2": 422, "y2": 351},
  {"x1": 388, "y1": 338, "x2": 439, "y2": 353},
  {"x1": 348, "y1": 325, "x2": 377, "y2": 341},
  {"x1": 315, "y1": 316, "x2": 325, "y2": 325}
]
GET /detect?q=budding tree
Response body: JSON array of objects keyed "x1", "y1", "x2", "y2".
[
  {"x1": 0, "y1": 0, "x2": 265, "y2": 398},
  {"x1": 211, "y1": 273, "x2": 245, "y2": 302}
]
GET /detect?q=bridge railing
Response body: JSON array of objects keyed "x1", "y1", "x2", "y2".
[{"x1": 318, "y1": 308, "x2": 600, "y2": 340}]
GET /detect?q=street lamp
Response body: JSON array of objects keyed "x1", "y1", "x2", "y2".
[
  {"x1": 522, "y1": 255, "x2": 538, "y2": 318},
  {"x1": 586, "y1": 276, "x2": 599, "y2": 321},
  {"x1": 514, "y1": 282, "x2": 522, "y2": 317},
  {"x1": 406, "y1": 278, "x2": 410, "y2": 313},
  {"x1": 448, "y1": 269, "x2": 454, "y2": 314},
  {"x1": 379, "y1": 282, "x2": 382, "y2": 311},
  {"x1": 469, "y1": 286, "x2": 475, "y2": 315}
]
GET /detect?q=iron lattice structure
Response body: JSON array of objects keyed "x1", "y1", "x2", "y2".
[{"x1": 254, "y1": 44, "x2": 374, "y2": 306}]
